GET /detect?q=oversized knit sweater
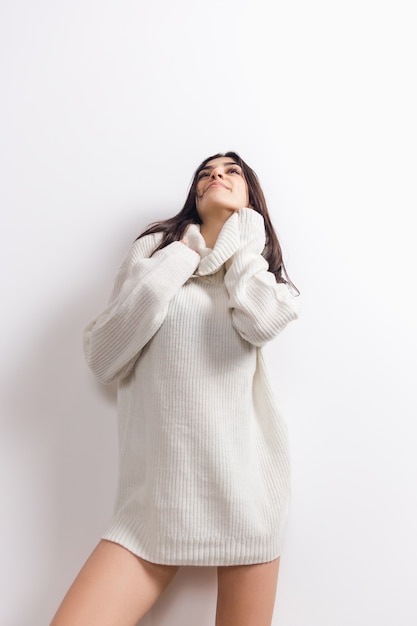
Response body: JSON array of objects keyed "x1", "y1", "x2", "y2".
[{"x1": 83, "y1": 207, "x2": 299, "y2": 566}]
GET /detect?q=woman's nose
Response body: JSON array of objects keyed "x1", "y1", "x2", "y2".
[{"x1": 210, "y1": 168, "x2": 224, "y2": 179}]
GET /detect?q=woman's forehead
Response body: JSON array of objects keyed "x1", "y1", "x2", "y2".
[{"x1": 202, "y1": 156, "x2": 239, "y2": 169}]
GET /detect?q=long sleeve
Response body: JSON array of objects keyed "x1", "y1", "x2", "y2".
[
  {"x1": 83, "y1": 233, "x2": 200, "y2": 384},
  {"x1": 224, "y1": 208, "x2": 299, "y2": 346}
]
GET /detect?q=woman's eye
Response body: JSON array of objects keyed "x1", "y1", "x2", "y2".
[
  {"x1": 229, "y1": 168, "x2": 241, "y2": 175},
  {"x1": 198, "y1": 172, "x2": 209, "y2": 179}
]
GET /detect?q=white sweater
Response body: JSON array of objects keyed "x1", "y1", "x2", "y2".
[{"x1": 83, "y1": 208, "x2": 299, "y2": 566}]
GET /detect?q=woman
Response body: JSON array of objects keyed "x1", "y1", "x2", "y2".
[{"x1": 50, "y1": 152, "x2": 299, "y2": 626}]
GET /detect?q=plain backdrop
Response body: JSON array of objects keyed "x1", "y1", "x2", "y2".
[{"x1": 1, "y1": 1, "x2": 416, "y2": 625}]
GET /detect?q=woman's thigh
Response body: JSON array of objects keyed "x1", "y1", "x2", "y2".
[
  {"x1": 216, "y1": 558, "x2": 280, "y2": 626},
  {"x1": 49, "y1": 539, "x2": 179, "y2": 626}
]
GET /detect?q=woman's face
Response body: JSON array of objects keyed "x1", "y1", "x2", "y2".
[{"x1": 195, "y1": 156, "x2": 249, "y2": 221}]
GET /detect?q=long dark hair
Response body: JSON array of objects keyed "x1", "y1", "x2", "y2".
[{"x1": 138, "y1": 151, "x2": 296, "y2": 288}]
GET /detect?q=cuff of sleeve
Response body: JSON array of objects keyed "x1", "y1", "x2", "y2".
[
  {"x1": 238, "y1": 208, "x2": 266, "y2": 253},
  {"x1": 153, "y1": 240, "x2": 200, "y2": 284},
  {"x1": 169, "y1": 240, "x2": 201, "y2": 266}
]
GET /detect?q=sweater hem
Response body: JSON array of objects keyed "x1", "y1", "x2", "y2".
[{"x1": 101, "y1": 519, "x2": 287, "y2": 566}]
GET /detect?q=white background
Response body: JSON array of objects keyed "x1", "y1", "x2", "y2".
[{"x1": 1, "y1": 1, "x2": 416, "y2": 624}]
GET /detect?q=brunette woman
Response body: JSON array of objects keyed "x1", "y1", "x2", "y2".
[{"x1": 50, "y1": 151, "x2": 299, "y2": 626}]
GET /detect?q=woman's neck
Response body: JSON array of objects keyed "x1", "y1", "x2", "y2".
[
  {"x1": 199, "y1": 223, "x2": 222, "y2": 249},
  {"x1": 200, "y1": 211, "x2": 235, "y2": 248}
]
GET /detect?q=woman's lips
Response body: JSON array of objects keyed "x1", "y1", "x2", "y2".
[{"x1": 207, "y1": 181, "x2": 229, "y2": 190}]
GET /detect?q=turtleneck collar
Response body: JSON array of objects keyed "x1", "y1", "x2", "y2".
[{"x1": 185, "y1": 212, "x2": 241, "y2": 276}]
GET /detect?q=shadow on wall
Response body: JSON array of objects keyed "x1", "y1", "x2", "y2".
[{"x1": 3, "y1": 280, "x2": 118, "y2": 624}]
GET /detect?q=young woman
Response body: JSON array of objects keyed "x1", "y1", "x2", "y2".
[{"x1": 50, "y1": 152, "x2": 299, "y2": 626}]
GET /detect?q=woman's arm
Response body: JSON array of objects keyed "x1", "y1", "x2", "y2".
[
  {"x1": 224, "y1": 208, "x2": 299, "y2": 346},
  {"x1": 83, "y1": 234, "x2": 200, "y2": 384}
]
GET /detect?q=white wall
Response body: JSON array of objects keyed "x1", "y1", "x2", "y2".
[{"x1": 1, "y1": 1, "x2": 416, "y2": 624}]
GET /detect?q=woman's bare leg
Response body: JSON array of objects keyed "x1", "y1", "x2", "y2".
[
  {"x1": 49, "y1": 539, "x2": 179, "y2": 626},
  {"x1": 215, "y1": 558, "x2": 280, "y2": 626}
]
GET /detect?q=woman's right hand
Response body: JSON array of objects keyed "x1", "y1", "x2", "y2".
[{"x1": 180, "y1": 224, "x2": 204, "y2": 255}]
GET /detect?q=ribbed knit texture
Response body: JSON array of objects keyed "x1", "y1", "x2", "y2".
[{"x1": 83, "y1": 208, "x2": 299, "y2": 566}]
